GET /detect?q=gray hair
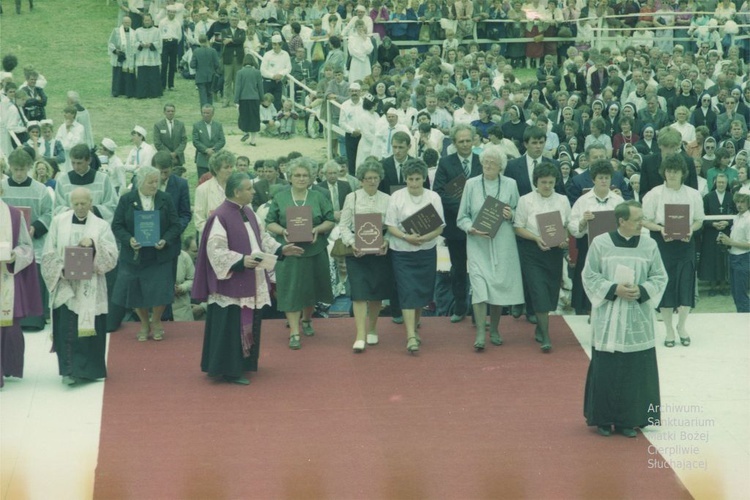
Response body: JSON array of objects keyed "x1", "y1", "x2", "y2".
[
  {"x1": 66, "y1": 90, "x2": 81, "y2": 104},
  {"x1": 356, "y1": 160, "x2": 384, "y2": 181},
  {"x1": 322, "y1": 159, "x2": 340, "y2": 174},
  {"x1": 209, "y1": 150, "x2": 236, "y2": 175},
  {"x1": 450, "y1": 123, "x2": 475, "y2": 142},
  {"x1": 225, "y1": 172, "x2": 252, "y2": 198},
  {"x1": 479, "y1": 145, "x2": 508, "y2": 173},
  {"x1": 135, "y1": 165, "x2": 160, "y2": 190},
  {"x1": 289, "y1": 157, "x2": 318, "y2": 177}
]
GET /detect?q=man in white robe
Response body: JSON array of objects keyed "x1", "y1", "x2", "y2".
[
  {"x1": 41, "y1": 188, "x2": 119, "y2": 385},
  {"x1": 54, "y1": 144, "x2": 119, "y2": 223},
  {"x1": 582, "y1": 200, "x2": 668, "y2": 438}
]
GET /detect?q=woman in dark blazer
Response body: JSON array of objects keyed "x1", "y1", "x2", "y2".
[
  {"x1": 112, "y1": 165, "x2": 182, "y2": 342},
  {"x1": 234, "y1": 53, "x2": 265, "y2": 146}
]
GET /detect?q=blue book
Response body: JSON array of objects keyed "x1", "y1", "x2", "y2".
[{"x1": 134, "y1": 210, "x2": 161, "y2": 247}]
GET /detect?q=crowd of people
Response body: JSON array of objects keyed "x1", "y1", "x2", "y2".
[{"x1": 1, "y1": 0, "x2": 750, "y2": 437}]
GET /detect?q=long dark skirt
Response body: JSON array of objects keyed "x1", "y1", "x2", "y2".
[
  {"x1": 346, "y1": 253, "x2": 393, "y2": 302},
  {"x1": 391, "y1": 247, "x2": 436, "y2": 309},
  {"x1": 52, "y1": 305, "x2": 108, "y2": 380},
  {"x1": 518, "y1": 238, "x2": 563, "y2": 313},
  {"x1": 698, "y1": 226, "x2": 730, "y2": 282},
  {"x1": 584, "y1": 347, "x2": 661, "y2": 429},
  {"x1": 112, "y1": 258, "x2": 175, "y2": 309},
  {"x1": 571, "y1": 237, "x2": 591, "y2": 314},
  {"x1": 652, "y1": 231, "x2": 695, "y2": 309},
  {"x1": 112, "y1": 66, "x2": 136, "y2": 98},
  {"x1": 238, "y1": 99, "x2": 261, "y2": 133},
  {"x1": 201, "y1": 304, "x2": 262, "y2": 377},
  {"x1": 20, "y1": 263, "x2": 48, "y2": 330},
  {"x1": 0, "y1": 320, "x2": 25, "y2": 387},
  {"x1": 136, "y1": 65, "x2": 163, "y2": 99}
]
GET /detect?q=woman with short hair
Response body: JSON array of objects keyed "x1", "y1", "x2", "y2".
[
  {"x1": 385, "y1": 158, "x2": 445, "y2": 353},
  {"x1": 112, "y1": 165, "x2": 182, "y2": 342},
  {"x1": 339, "y1": 161, "x2": 393, "y2": 352},
  {"x1": 514, "y1": 162, "x2": 571, "y2": 352},
  {"x1": 194, "y1": 150, "x2": 236, "y2": 239},
  {"x1": 457, "y1": 146, "x2": 523, "y2": 350},
  {"x1": 642, "y1": 154, "x2": 705, "y2": 347},
  {"x1": 266, "y1": 159, "x2": 335, "y2": 350}
]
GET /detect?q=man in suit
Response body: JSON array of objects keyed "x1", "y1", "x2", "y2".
[
  {"x1": 504, "y1": 126, "x2": 564, "y2": 323},
  {"x1": 221, "y1": 14, "x2": 246, "y2": 107},
  {"x1": 313, "y1": 160, "x2": 352, "y2": 222},
  {"x1": 252, "y1": 159, "x2": 289, "y2": 210},
  {"x1": 190, "y1": 34, "x2": 221, "y2": 108},
  {"x1": 566, "y1": 143, "x2": 632, "y2": 205},
  {"x1": 153, "y1": 103, "x2": 187, "y2": 167},
  {"x1": 433, "y1": 124, "x2": 482, "y2": 322},
  {"x1": 639, "y1": 127, "x2": 698, "y2": 198},
  {"x1": 153, "y1": 151, "x2": 192, "y2": 234},
  {"x1": 716, "y1": 96, "x2": 748, "y2": 140},
  {"x1": 378, "y1": 131, "x2": 417, "y2": 195},
  {"x1": 192, "y1": 104, "x2": 226, "y2": 178}
]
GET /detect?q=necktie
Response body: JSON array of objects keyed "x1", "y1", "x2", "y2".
[
  {"x1": 168, "y1": 121, "x2": 173, "y2": 138},
  {"x1": 462, "y1": 158, "x2": 470, "y2": 177},
  {"x1": 531, "y1": 159, "x2": 538, "y2": 185},
  {"x1": 387, "y1": 128, "x2": 393, "y2": 155},
  {"x1": 45, "y1": 140, "x2": 51, "y2": 157},
  {"x1": 331, "y1": 184, "x2": 339, "y2": 210},
  {"x1": 136, "y1": 147, "x2": 141, "y2": 165},
  {"x1": 206, "y1": 123, "x2": 211, "y2": 140}
]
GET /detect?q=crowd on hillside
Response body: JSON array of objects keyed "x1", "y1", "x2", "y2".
[{"x1": 0, "y1": 0, "x2": 749, "y2": 410}]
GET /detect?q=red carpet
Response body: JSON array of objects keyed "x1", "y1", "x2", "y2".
[{"x1": 94, "y1": 317, "x2": 690, "y2": 499}]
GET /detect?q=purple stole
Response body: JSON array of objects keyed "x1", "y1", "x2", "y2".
[
  {"x1": 192, "y1": 200, "x2": 270, "y2": 357},
  {"x1": 7, "y1": 207, "x2": 42, "y2": 319}
]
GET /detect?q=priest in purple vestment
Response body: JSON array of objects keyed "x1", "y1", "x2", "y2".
[
  {"x1": 192, "y1": 172, "x2": 303, "y2": 385},
  {"x1": 0, "y1": 183, "x2": 42, "y2": 389}
]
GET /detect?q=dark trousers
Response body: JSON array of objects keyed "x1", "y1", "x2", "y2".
[
  {"x1": 344, "y1": 133, "x2": 360, "y2": 175},
  {"x1": 729, "y1": 253, "x2": 750, "y2": 312},
  {"x1": 14, "y1": 0, "x2": 33, "y2": 13},
  {"x1": 264, "y1": 78, "x2": 283, "y2": 111},
  {"x1": 197, "y1": 82, "x2": 213, "y2": 108},
  {"x1": 445, "y1": 237, "x2": 469, "y2": 315},
  {"x1": 161, "y1": 40, "x2": 179, "y2": 89},
  {"x1": 197, "y1": 165, "x2": 209, "y2": 178}
]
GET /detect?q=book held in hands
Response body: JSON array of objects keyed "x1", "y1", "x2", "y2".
[
  {"x1": 401, "y1": 203, "x2": 444, "y2": 236},
  {"x1": 472, "y1": 198, "x2": 507, "y2": 238},
  {"x1": 664, "y1": 204, "x2": 690, "y2": 240},
  {"x1": 134, "y1": 210, "x2": 161, "y2": 247},
  {"x1": 444, "y1": 175, "x2": 467, "y2": 199},
  {"x1": 587, "y1": 210, "x2": 617, "y2": 245},
  {"x1": 354, "y1": 213, "x2": 383, "y2": 254},
  {"x1": 286, "y1": 206, "x2": 314, "y2": 243},
  {"x1": 64, "y1": 246, "x2": 94, "y2": 280},
  {"x1": 535, "y1": 210, "x2": 566, "y2": 247}
]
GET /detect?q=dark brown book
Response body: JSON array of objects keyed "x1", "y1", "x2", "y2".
[
  {"x1": 64, "y1": 246, "x2": 94, "y2": 280},
  {"x1": 17, "y1": 206, "x2": 32, "y2": 230},
  {"x1": 286, "y1": 205, "x2": 314, "y2": 243},
  {"x1": 535, "y1": 210, "x2": 567, "y2": 247},
  {"x1": 587, "y1": 210, "x2": 617, "y2": 245},
  {"x1": 354, "y1": 213, "x2": 383, "y2": 254},
  {"x1": 664, "y1": 204, "x2": 690, "y2": 240},
  {"x1": 472, "y1": 198, "x2": 507, "y2": 238},
  {"x1": 444, "y1": 175, "x2": 467, "y2": 199},
  {"x1": 389, "y1": 184, "x2": 406, "y2": 194},
  {"x1": 401, "y1": 203, "x2": 444, "y2": 236}
]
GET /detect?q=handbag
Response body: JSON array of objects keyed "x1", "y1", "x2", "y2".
[{"x1": 330, "y1": 192, "x2": 355, "y2": 258}]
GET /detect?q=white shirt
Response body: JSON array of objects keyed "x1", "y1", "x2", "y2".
[
  {"x1": 568, "y1": 189, "x2": 624, "y2": 238},
  {"x1": 125, "y1": 142, "x2": 157, "y2": 172},
  {"x1": 525, "y1": 154, "x2": 544, "y2": 188},
  {"x1": 453, "y1": 106, "x2": 479, "y2": 126},
  {"x1": 159, "y1": 17, "x2": 183, "y2": 41},
  {"x1": 260, "y1": 49, "x2": 292, "y2": 80},
  {"x1": 338, "y1": 99, "x2": 364, "y2": 134},
  {"x1": 385, "y1": 188, "x2": 446, "y2": 252},
  {"x1": 514, "y1": 190, "x2": 572, "y2": 238},
  {"x1": 642, "y1": 184, "x2": 705, "y2": 226},
  {"x1": 729, "y1": 210, "x2": 750, "y2": 256}
]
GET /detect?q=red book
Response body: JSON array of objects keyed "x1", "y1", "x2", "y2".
[
  {"x1": 587, "y1": 210, "x2": 617, "y2": 244},
  {"x1": 664, "y1": 204, "x2": 690, "y2": 240},
  {"x1": 354, "y1": 213, "x2": 383, "y2": 254},
  {"x1": 472, "y1": 198, "x2": 507, "y2": 238},
  {"x1": 64, "y1": 246, "x2": 94, "y2": 280},
  {"x1": 401, "y1": 203, "x2": 444, "y2": 236},
  {"x1": 535, "y1": 210, "x2": 566, "y2": 247},
  {"x1": 286, "y1": 206, "x2": 314, "y2": 243},
  {"x1": 444, "y1": 175, "x2": 467, "y2": 199}
]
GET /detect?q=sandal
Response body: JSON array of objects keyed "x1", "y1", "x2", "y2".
[
  {"x1": 406, "y1": 336, "x2": 419, "y2": 354},
  {"x1": 151, "y1": 325, "x2": 164, "y2": 341},
  {"x1": 679, "y1": 336, "x2": 691, "y2": 347},
  {"x1": 137, "y1": 326, "x2": 149, "y2": 342},
  {"x1": 352, "y1": 340, "x2": 366, "y2": 353},
  {"x1": 289, "y1": 335, "x2": 301, "y2": 350},
  {"x1": 490, "y1": 331, "x2": 503, "y2": 346},
  {"x1": 301, "y1": 320, "x2": 315, "y2": 336}
]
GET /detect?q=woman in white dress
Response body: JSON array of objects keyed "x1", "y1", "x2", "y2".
[
  {"x1": 355, "y1": 94, "x2": 381, "y2": 168},
  {"x1": 456, "y1": 146, "x2": 523, "y2": 350},
  {"x1": 347, "y1": 19, "x2": 373, "y2": 84},
  {"x1": 194, "y1": 150, "x2": 235, "y2": 240}
]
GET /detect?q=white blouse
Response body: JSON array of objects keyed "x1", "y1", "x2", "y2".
[
  {"x1": 514, "y1": 190, "x2": 571, "y2": 238},
  {"x1": 642, "y1": 184, "x2": 705, "y2": 226},
  {"x1": 339, "y1": 188, "x2": 390, "y2": 247},
  {"x1": 385, "y1": 188, "x2": 445, "y2": 252}
]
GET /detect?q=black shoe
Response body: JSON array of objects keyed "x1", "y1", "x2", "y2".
[
  {"x1": 241, "y1": 133, "x2": 250, "y2": 142},
  {"x1": 527, "y1": 314, "x2": 538, "y2": 324}
]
